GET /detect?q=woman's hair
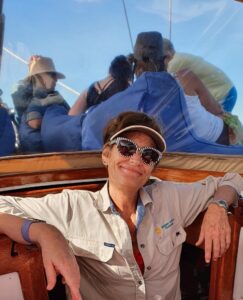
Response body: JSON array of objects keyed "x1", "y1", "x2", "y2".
[
  {"x1": 109, "y1": 55, "x2": 132, "y2": 82},
  {"x1": 103, "y1": 111, "x2": 162, "y2": 143},
  {"x1": 163, "y1": 38, "x2": 175, "y2": 54},
  {"x1": 128, "y1": 54, "x2": 165, "y2": 78},
  {"x1": 86, "y1": 55, "x2": 132, "y2": 109}
]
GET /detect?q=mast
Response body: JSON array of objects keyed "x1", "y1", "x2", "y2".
[
  {"x1": 168, "y1": 0, "x2": 172, "y2": 40},
  {"x1": 0, "y1": 0, "x2": 4, "y2": 69}
]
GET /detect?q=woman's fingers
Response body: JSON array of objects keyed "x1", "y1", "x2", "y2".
[
  {"x1": 197, "y1": 204, "x2": 231, "y2": 263},
  {"x1": 43, "y1": 259, "x2": 57, "y2": 290}
]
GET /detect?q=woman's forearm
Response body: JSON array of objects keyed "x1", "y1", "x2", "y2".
[
  {"x1": 177, "y1": 69, "x2": 224, "y2": 116},
  {"x1": 68, "y1": 90, "x2": 87, "y2": 115},
  {"x1": 0, "y1": 213, "x2": 60, "y2": 246},
  {"x1": 0, "y1": 213, "x2": 33, "y2": 244}
]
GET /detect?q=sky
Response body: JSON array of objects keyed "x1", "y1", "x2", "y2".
[{"x1": 1, "y1": 0, "x2": 243, "y2": 122}]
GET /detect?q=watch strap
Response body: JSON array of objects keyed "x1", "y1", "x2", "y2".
[
  {"x1": 21, "y1": 219, "x2": 43, "y2": 244},
  {"x1": 211, "y1": 199, "x2": 229, "y2": 211}
]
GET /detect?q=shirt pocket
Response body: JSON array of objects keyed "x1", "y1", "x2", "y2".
[
  {"x1": 69, "y1": 238, "x2": 115, "y2": 262},
  {"x1": 157, "y1": 226, "x2": 186, "y2": 255}
]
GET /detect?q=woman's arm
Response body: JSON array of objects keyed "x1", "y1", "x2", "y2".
[
  {"x1": 0, "y1": 213, "x2": 82, "y2": 300},
  {"x1": 195, "y1": 185, "x2": 238, "y2": 263},
  {"x1": 68, "y1": 90, "x2": 88, "y2": 115},
  {"x1": 176, "y1": 69, "x2": 224, "y2": 116},
  {"x1": 28, "y1": 118, "x2": 42, "y2": 129}
]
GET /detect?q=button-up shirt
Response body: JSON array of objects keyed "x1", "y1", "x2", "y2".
[{"x1": 0, "y1": 173, "x2": 243, "y2": 300}]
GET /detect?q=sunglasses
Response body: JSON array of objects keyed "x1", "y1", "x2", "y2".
[
  {"x1": 47, "y1": 72, "x2": 57, "y2": 80},
  {"x1": 110, "y1": 137, "x2": 162, "y2": 166}
]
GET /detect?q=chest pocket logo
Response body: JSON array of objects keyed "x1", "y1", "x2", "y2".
[{"x1": 157, "y1": 226, "x2": 186, "y2": 255}]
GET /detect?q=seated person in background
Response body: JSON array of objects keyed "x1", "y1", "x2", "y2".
[
  {"x1": 163, "y1": 38, "x2": 237, "y2": 112},
  {"x1": 69, "y1": 55, "x2": 132, "y2": 115},
  {"x1": 0, "y1": 111, "x2": 242, "y2": 300},
  {"x1": 131, "y1": 31, "x2": 243, "y2": 145},
  {"x1": 12, "y1": 55, "x2": 70, "y2": 153}
]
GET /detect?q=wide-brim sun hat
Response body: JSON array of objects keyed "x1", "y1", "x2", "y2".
[
  {"x1": 109, "y1": 125, "x2": 166, "y2": 153},
  {"x1": 134, "y1": 31, "x2": 164, "y2": 62},
  {"x1": 27, "y1": 56, "x2": 65, "y2": 79}
]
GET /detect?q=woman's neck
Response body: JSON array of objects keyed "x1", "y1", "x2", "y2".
[{"x1": 108, "y1": 184, "x2": 138, "y2": 215}]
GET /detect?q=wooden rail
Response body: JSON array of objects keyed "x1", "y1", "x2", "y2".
[{"x1": 0, "y1": 235, "x2": 48, "y2": 300}]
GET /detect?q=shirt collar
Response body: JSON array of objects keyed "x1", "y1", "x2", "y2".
[
  {"x1": 96, "y1": 181, "x2": 153, "y2": 213},
  {"x1": 96, "y1": 182, "x2": 111, "y2": 212}
]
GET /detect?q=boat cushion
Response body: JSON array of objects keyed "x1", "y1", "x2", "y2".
[
  {"x1": 41, "y1": 104, "x2": 84, "y2": 152},
  {"x1": 81, "y1": 72, "x2": 243, "y2": 155}
]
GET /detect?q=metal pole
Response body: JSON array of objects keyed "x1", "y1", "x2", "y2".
[
  {"x1": 169, "y1": 0, "x2": 172, "y2": 40},
  {"x1": 121, "y1": 0, "x2": 134, "y2": 50},
  {"x1": 0, "y1": 0, "x2": 4, "y2": 70}
]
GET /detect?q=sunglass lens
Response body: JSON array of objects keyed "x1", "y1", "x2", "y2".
[
  {"x1": 49, "y1": 72, "x2": 57, "y2": 80},
  {"x1": 141, "y1": 149, "x2": 159, "y2": 165},
  {"x1": 117, "y1": 140, "x2": 136, "y2": 157}
]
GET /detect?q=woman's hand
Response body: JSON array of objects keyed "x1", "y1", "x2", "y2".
[
  {"x1": 30, "y1": 223, "x2": 82, "y2": 300},
  {"x1": 195, "y1": 204, "x2": 231, "y2": 263}
]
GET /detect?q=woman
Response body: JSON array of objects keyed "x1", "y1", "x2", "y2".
[
  {"x1": 12, "y1": 55, "x2": 69, "y2": 153},
  {"x1": 132, "y1": 31, "x2": 243, "y2": 145},
  {"x1": 163, "y1": 38, "x2": 237, "y2": 113},
  {"x1": 0, "y1": 111, "x2": 242, "y2": 300},
  {"x1": 68, "y1": 55, "x2": 132, "y2": 115}
]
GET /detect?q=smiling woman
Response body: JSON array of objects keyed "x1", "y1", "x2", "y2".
[
  {"x1": 1, "y1": 3, "x2": 243, "y2": 299},
  {"x1": 0, "y1": 110, "x2": 242, "y2": 300}
]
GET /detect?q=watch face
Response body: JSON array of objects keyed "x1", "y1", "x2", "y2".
[
  {"x1": 217, "y1": 200, "x2": 228, "y2": 210},
  {"x1": 212, "y1": 199, "x2": 228, "y2": 210}
]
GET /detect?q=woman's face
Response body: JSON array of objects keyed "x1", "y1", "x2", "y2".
[
  {"x1": 37, "y1": 72, "x2": 57, "y2": 91},
  {"x1": 102, "y1": 131, "x2": 157, "y2": 191}
]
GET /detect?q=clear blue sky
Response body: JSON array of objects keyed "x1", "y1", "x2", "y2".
[{"x1": 1, "y1": 0, "x2": 243, "y2": 122}]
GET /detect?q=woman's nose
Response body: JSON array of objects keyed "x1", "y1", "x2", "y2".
[{"x1": 129, "y1": 150, "x2": 142, "y2": 164}]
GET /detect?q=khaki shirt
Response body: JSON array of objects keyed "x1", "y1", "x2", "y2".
[{"x1": 0, "y1": 173, "x2": 243, "y2": 300}]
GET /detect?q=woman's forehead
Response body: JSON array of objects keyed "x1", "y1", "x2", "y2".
[{"x1": 122, "y1": 131, "x2": 156, "y2": 147}]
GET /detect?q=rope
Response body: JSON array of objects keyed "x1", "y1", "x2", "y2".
[
  {"x1": 3, "y1": 47, "x2": 80, "y2": 96},
  {"x1": 121, "y1": 0, "x2": 134, "y2": 50}
]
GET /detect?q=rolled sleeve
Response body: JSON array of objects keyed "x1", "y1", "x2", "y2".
[
  {"x1": 150, "y1": 173, "x2": 243, "y2": 229},
  {"x1": 0, "y1": 190, "x2": 76, "y2": 236},
  {"x1": 183, "y1": 173, "x2": 243, "y2": 226},
  {"x1": 216, "y1": 172, "x2": 243, "y2": 195}
]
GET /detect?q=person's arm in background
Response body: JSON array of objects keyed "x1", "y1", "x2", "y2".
[
  {"x1": 26, "y1": 100, "x2": 43, "y2": 129},
  {"x1": 68, "y1": 90, "x2": 87, "y2": 115},
  {"x1": 26, "y1": 93, "x2": 67, "y2": 129},
  {"x1": 176, "y1": 69, "x2": 224, "y2": 116},
  {"x1": 28, "y1": 118, "x2": 42, "y2": 129},
  {"x1": 0, "y1": 213, "x2": 82, "y2": 300}
]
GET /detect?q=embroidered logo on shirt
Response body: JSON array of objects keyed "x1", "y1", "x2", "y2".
[
  {"x1": 161, "y1": 218, "x2": 174, "y2": 230},
  {"x1": 155, "y1": 227, "x2": 162, "y2": 235},
  {"x1": 104, "y1": 242, "x2": 115, "y2": 248}
]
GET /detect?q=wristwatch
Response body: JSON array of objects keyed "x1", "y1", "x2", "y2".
[{"x1": 210, "y1": 199, "x2": 229, "y2": 211}]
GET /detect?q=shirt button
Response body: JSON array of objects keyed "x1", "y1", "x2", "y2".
[
  {"x1": 140, "y1": 244, "x2": 145, "y2": 248},
  {"x1": 147, "y1": 266, "x2": 151, "y2": 270},
  {"x1": 138, "y1": 280, "x2": 143, "y2": 285}
]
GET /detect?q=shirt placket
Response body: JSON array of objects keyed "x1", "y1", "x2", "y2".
[{"x1": 111, "y1": 212, "x2": 146, "y2": 300}]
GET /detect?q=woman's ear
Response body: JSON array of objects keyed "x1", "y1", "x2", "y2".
[{"x1": 102, "y1": 144, "x2": 110, "y2": 166}]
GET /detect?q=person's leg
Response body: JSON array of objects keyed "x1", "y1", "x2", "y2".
[{"x1": 219, "y1": 87, "x2": 237, "y2": 112}]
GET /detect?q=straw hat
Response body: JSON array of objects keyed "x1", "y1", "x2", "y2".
[{"x1": 27, "y1": 55, "x2": 65, "y2": 79}]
